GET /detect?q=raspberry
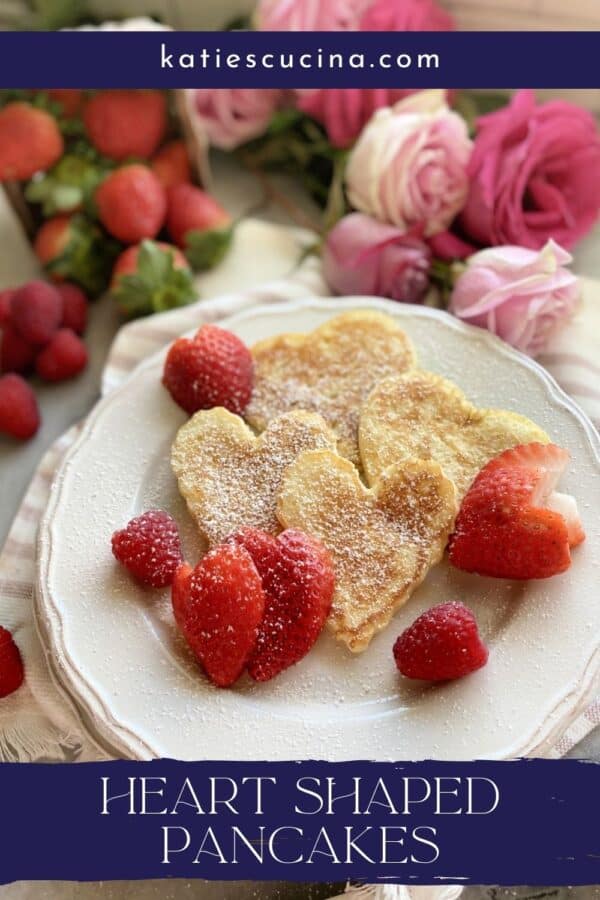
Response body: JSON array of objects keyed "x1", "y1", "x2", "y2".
[
  {"x1": 0, "y1": 289, "x2": 14, "y2": 326},
  {"x1": 229, "y1": 527, "x2": 335, "y2": 682},
  {"x1": 111, "y1": 510, "x2": 183, "y2": 588},
  {"x1": 36, "y1": 329, "x2": 88, "y2": 382},
  {"x1": 56, "y1": 283, "x2": 88, "y2": 335},
  {"x1": 11, "y1": 280, "x2": 62, "y2": 347},
  {"x1": 0, "y1": 323, "x2": 37, "y2": 374},
  {"x1": 393, "y1": 601, "x2": 488, "y2": 682},
  {"x1": 0, "y1": 626, "x2": 24, "y2": 698},
  {"x1": 173, "y1": 543, "x2": 265, "y2": 688},
  {"x1": 96, "y1": 164, "x2": 167, "y2": 244},
  {"x1": 163, "y1": 324, "x2": 254, "y2": 416},
  {"x1": 0, "y1": 373, "x2": 40, "y2": 440}
]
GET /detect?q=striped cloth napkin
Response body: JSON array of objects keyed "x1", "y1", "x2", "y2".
[{"x1": 0, "y1": 221, "x2": 599, "y2": 769}]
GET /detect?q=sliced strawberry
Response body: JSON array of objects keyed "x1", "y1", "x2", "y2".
[
  {"x1": 174, "y1": 544, "x2": 265, "y2": 688},
  {"x1": 449, "y1": 442, "x2": 585, "y2": 580},
  {"x1": 171, "y1": 563, "x2": 193, "y2": 634},
  {"x1": 229, "y1": 527, "x2": 335, "y2": 682}
]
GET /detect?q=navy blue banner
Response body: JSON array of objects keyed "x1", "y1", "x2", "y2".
[
  {"x1": 1, "y1": 758, "x2": 599, "y2": 885},
  {"x1": 0, "y1": 31, "x2": 598, "y2": 88}
]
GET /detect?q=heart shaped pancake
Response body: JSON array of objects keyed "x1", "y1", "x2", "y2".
[
  {"x1": 245, "y1": 310, "x2": 416, "y2": 465},
  {"x1": 277, "y1": 449, "x2": 457, "y2": 652},
  {"x1": 171, "y1": 408, "x2": 337, "y2": 546},
  {"x1": 359, "y1": 371, "x2": 549, "y2": 501}
]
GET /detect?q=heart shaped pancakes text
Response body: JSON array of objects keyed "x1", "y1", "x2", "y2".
[{"x1": 277, "y1": 449, "x2": 457, "y2": 652}]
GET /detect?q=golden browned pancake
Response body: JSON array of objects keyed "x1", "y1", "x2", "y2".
[
  {"x1": 172, "y1": 408, "x2": 337, "y2": 546},
  {"x1": 277, "y1": 449, "x2": 457, "y2": 652},
  {"x1": 245, "y1": 310, "x2": 416, "y2": 465},
  {"x1": 359, "y1": 371, "x2": 549, "y2": 500}
]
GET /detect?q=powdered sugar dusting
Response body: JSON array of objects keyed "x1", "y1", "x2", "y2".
[
  {"x1": 246, "y1": 310, "x2": 416, "y2": 464},
  {"x1": 171, "y1": 408, "x2": 337, "y2": 546},
  {"x1": 277, "y1": 449, "x2": 458, "y2": 652}
]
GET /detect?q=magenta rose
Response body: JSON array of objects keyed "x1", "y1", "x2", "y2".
[
  {"x1": 189, "y1": 89, "x2": 281, "y2": 151},
  {"x1": 322, "y1": 212, "x2": 432, "y2": 303},
  {"x1": 449, "y1": 240, "x2": 581, "y2": 356},
  {"x1": 295, "y1": 0, "x2": 454, "y2": 148},
  {"x1": 254, "y1": 0, "x2": 368, "y2": 31},
  {"x1": 360, "y1": 0, "x2": 454, "y2": 31},
  {"x1": 461, "y1": 90, "x2": 600, "y2": 251}
]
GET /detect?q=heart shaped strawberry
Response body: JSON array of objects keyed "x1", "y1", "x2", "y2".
[
  {"x1": 172, "y1": 545, "x2": 265, "y2": 688},
  {"x1": 228, "y1": 527, "x2": 335, "y2": 682},
  {"x1": 449, "y1": 442, "x2": 585, "y2": 580}
]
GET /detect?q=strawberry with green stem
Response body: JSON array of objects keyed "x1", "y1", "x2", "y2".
[
  {"x1": 34, "y1": 213, "x2": 119, "y2": 298},
  {"x1": 111, "y1": 240, "x2": 197, "y2": 318}
]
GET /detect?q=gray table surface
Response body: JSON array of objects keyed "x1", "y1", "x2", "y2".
[{"x1": 1, "y1": 157, "x2": 599, "y2": 765}]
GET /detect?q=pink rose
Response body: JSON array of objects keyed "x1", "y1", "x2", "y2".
[
  {"x1": 189, "y1": 89, "x2": 281, "y2": 151},
  {"x1": 449, "y1": 240, "x2": 581, "y2": 357},
  {"x1": 295, "y1": 0, "x2": 454, "y2": 148},
  {"x1": 360, "y1": 0, "x2": 454, "y2": 31},
  {"x1": 428, "y1": 229, "x2": 476, "y2": 261},
  {"x1": 322, "y1": 212, "x2": 432, "y2": 303},
  {"x1": 298, "y1": 88, "x2": 417, "y2": 149},
  {"x1": 461, "y1": 90, "x2": 600, "y2": 251},
  {"x1": 254, "y1": 0, "x2": 368, "y2": 31},
  {"x1": 346, "y1": 91, "x2": 472, "y2": 237}
]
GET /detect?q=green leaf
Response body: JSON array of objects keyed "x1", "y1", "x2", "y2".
[
  {"x1": 184, "y1": 226, "x2": 233, "y2": 272},
  {"x1": 25, "y1": 146, "x2": 112, "y2": 217},
  {"x1": 112, "y1": 240, "x2": 198, "y2": 318},
  {"x1": 45, "y1": 214, "x2": 120, "y2": 297}
]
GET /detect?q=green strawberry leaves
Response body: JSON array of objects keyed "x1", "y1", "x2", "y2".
[
  {"x1": 44, "y1": 214, "x2": 119, "y2": 298},
  {"x1": 112, "y1": 240, "x2": 197, "y2": 318},
  {"x1": 184, "y1": 225, "x2": 233, "y2": 271},
  {"x1": 25, "y1": 143, "x2": 113, "y2": 217}
]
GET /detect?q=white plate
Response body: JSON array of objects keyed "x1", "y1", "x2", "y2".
[{"x1": 36, "y1": 297, "x2": 600, "y2": 761}]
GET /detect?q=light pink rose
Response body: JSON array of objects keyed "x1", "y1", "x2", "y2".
[
  {"x1": 322, "y1": 212, "x2": 432, "y2": 303},
  {"x1": 449, "y1": 240, "x2": 581, "y2": 356},
  {"x1": 189, "y1": 89, "x2": 281, "y2": 151},
  {"x1": 254, "y1": 0, "x2": 368, "y2": 31},
  {"x1": 461, "y1": 90, "x2": 600, "y2": 251},
  {"x1": 346, "y1": 90, "x2": 472, "y2": 237},
  {"x1": 360, "y1": 0, "x2": 454, "y2": 31}
]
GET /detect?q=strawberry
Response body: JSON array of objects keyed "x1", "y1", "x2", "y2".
[
  {"x1": 46, "y1": 89, "x2": 83, "y2": 118},
  {"x1": 171, "y1": 563, "x2": 193, "y2": 634},
  {"x1": 0, "y1": 289, "x2": 14, "y2": 325},
  {"x1": 11, "y1": 280, "x2": 62, "y2": 346},
  {"x1": 34, "y1": 214, "x2": 119, "y2": 297},
  {"x1": 163, "y1": 324, "x2": 254, "y2": 416},
  {"x1": 36, "y1": 329, "x2": 88, "y2": 382},
  {"x1": 151, "y1": 140, "x2": 191, "y2": 190},
  {"x1": 0, "y1": 373, "x2": 40, "y2": 440},
  {"x1": 0, "y1": 323, "x2": 37, "y2": 374},
  {"x1": 449, "y1": 443, "x2": 584, "y2": 580},
  {"x1": 83, "y1": 90, "x2": 167, "y2": 161},
  {"x1": 25, "y1": 145, "x2": 113, "y2": 217},
  {"x1": 112, "y1": 510, "x2": 183, "y2": 588},
  {"x1": 0, "y1": 102, "x2": 63, "y2": 182},
  {"x1": 96, "y1": 164, "x2": 167, "y2": 244},
  {"x1": 173, "y1": 543, "x2": 265, "y2": 688},
  {"x1": 229, "y1": 528, "x2": 335, "y2": 682},
  {"x1": 0, "y1": 626, "x2": 24, "y2": 698},
  {"x1": 393, "y1": 602, "x2": 488, "y2": 682},
  {"x1": 166, "y1": 183, "x2": 232, "y2": 270},
  {"x1": 111, "y1": 240, "x2": 195, "y2": 318},
  {"x1": 57, "y1": 283, "x2": 88, "y2": 335}
]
